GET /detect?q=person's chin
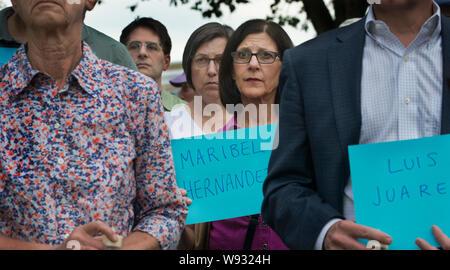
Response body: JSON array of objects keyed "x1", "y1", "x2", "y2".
[
  {"x1": 30, "y1": 14, "x2": 66, "y2": 28},
  {"x1": 204, "y1": 84, "x2": 219, "y2": 91},
  {"x1": 138, "y1": 68, "x2": 154, "y2": 78},
  {"x1": 240, "y1": 87, "x2": 264, "y2": 97}
]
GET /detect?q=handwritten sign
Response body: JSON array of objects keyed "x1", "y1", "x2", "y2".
[
  {"x1": 0, "y1": 47, "x2": 17, "y2": 66},
  {"x1": 348, "y1": 135, "x2": 450, "y2": 250},
  {"x1": 171, "y1": 124, "x2": 277, "y2": 225}
]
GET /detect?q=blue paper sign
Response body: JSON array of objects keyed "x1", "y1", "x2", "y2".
[
  {"x1": 0, "y1": 47, "x2": 17, "y2": 66},
  {"x1": 348, "y1": 135, "x2": 450, "y2": 250},
  {"x1": 170, "y1": 124, "x2": 277, "y2": 225}
]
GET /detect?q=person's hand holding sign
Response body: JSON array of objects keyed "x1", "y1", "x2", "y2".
[
  {"x1": 179, "y1": 188, "x2": 192, "y2": 206},
  {"x1": 323, "y1": 220, "x2": 392, "y2": 250},
  {"x1": 416, "y1": 226, "x2": 450, "y2": 250}
]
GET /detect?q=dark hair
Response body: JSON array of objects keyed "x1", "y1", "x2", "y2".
[
  {"x1": 120, "y1": 17, "x2": 172, "y2": 55},
  {"x1": 219, "y1": 19, "x2": 294, "y2": 107},
  {"x1": 182, "y1": 23, "x2": 234, "y2": 89}
]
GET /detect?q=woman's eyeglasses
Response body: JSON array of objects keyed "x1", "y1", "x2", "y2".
[
  {"x1": 231, "y1": 51, "x2": 280, "y2": 64},
  {"x1": 193, "y1": 54, "x2": 223, "y2": 68}
]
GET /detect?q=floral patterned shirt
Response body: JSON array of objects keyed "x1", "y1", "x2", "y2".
[{"x1": 0, "y1": 43, "x2": 187, "y2": 249}]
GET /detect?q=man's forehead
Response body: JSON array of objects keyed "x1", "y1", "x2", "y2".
[{"x1": 129, "y1": 27, "x2": 162, "y2": 43}]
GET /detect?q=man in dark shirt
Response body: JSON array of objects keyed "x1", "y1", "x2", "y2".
[{"x1": 120, "y1": 17, "x2": 185, "y2": 111}]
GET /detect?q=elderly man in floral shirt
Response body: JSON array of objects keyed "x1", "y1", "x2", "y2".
[{"x1": 0, "y1": 0, "x2": 187, "y2": 250}]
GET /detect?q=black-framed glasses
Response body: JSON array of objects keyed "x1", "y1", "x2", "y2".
[
  {"x1": 231, "y1": 51, "x2": 280, "y2": 64},
  {"x1": 193, "y1": 54, "x2": 223, "y2": 68},
  {"x1": 127, "y1": 41, "x2": 162, "y2": 53}
]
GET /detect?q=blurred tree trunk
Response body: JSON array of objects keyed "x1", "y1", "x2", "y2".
[
  {"x1": 301, "y1": 0, "x2": 368, "y2": 34},
  {"x1": 332, "y1": 0, "x2": 369, "y2": 29}
]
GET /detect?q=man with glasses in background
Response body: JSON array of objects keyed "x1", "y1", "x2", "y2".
[{"x1": 120, "y1": 17, "x2": 185, "y2": 111}]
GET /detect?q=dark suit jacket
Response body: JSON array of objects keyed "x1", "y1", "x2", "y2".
[{"x1": 261, "y1": 16, "x2": 450, "y2": 250}]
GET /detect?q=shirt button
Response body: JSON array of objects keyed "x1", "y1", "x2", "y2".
[
  {"x1": 405, "y1": 98, "x2": 411, "y2": 104},
  {"x1": 404, "y1": 56, "x2": 409, "y2": 62},
  {"x1": 60, "y1": 84, "x2": 69, "y2": 93},
  {"x1": 54, "y1": 123, "x2": 61, "y2": 129},
  {"x1": 262, "y1": 244, "x2": 268, "y2": 250},
  {"x1": 57, "y1": 158, "x2": 65, "y2": 165}
]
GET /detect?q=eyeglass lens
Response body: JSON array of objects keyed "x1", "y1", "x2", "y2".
[
  {"x1": 127, "y1": 41, "x2": 161, "y2": 52},
  {"x1": 193, "y1": 55, "x2": 223, "y2": 68},
  {"x1": 232, "y1": 51, "x2": 278, "y2": 64}
]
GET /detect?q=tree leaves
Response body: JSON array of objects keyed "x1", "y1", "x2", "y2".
[{"x1": 98, "y1": 0, "x2": 368, "y2": 34}]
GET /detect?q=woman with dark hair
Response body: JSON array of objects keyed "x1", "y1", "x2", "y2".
[
  {"x1": 219, "y1": 19, "x2": 294, "y2": 121},
  {"x1": 208, "y1": 19, "x2": 294, "y2": 250},
  {"x1": 164, "y1": 22, "x2": 233, "y2": 249},
  {"x1": 165, "y1": 22, "x2": 234, "y2": 139}
]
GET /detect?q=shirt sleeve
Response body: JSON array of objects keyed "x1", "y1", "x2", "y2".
[
  {"x1": 0, "y1": 158, "x2": 8, "y2": 232},
  {"x1": 126, "y1": 75, "x2": 188, "y2": 250},
  {"x1": 0, "y1": 146, "x2": 6, "y2": 194},
  {"x1": 261, "y1": 48, "x2": 345, "y2": 249},
  {"x1": 314, "y1": 218, "x2": 343, "y2": 250}
]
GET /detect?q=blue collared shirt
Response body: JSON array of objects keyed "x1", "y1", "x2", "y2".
[{"x1": 360, "y1": 3, "x2": 442, "y2": 144}]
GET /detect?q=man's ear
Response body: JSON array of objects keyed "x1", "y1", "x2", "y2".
[
  {"x1": 163, "y1": 54, "x2": 171, "y2": 71},
  {"x1": 85, "y1": 0, "x2": 98, "y2": 11}
]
